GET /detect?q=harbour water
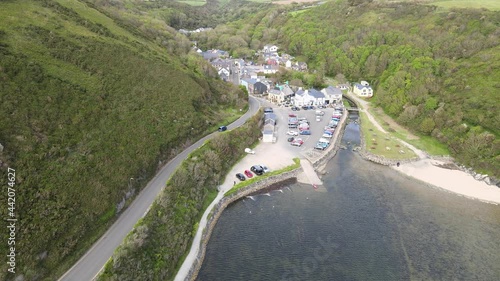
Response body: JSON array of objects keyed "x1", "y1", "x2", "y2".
[{"x1": 197, "y1": 117, "x2": 500, "y2": 281}]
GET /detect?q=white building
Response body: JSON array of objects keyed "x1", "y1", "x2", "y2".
[
  {"x1": 263, "y1": 44, "x2": 278, "y2": 53},
  {"x1": 321, "y1": 86, "x2": 343, "y2": 105},
  {"x1": 353, "y1": 81, "x2": 373, "y2": 98},
  {"x1": 292, "y1": 89, "x2": 326, "y2": 106}
]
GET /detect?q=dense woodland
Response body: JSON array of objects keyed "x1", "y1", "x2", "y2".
[
  {"x1": 191, "y1": 0, "x2": 500, "y2": 177},
  {"x1": 0, "y1": 0, "x2": 498, "y2": 280},
  {"x1": 0, "y1": 0, "x2": 247, "y2": 280}
]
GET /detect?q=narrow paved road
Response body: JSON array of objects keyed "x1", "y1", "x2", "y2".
[{"x1": 58, "y1": 97, "x2": 260, "y2": 281}]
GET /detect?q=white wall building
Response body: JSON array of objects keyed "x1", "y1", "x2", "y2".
[{"x1": 353, "y1": 80, "x2": 373, "y2": 97}]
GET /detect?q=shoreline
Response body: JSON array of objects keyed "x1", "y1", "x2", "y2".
[
  {"x1": 392, "y1": 158, "x2": 500, "y2": 205},
  {"x1": 176, "y1": 101, "x2": 499, "y2": 281},
  {"x1": 345, "y1": 91, "x2": 500, "y2": 205}
]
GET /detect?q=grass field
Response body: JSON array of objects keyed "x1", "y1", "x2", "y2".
[
  {"x1": 177, "y1": 0, "x2": 207, "y2": 6},
  {"x1": 365, "y1": 107, "x2": 450, "y2": 156},
  {"x1": 376, "y1": 0, "x2": 500, "y2": 11},
  {"x1": 430, "y1": 0, "x2": 500, "y2": 11},
  {"x1": 359, "y1": 112, "x2": 417, "y2": 160}
]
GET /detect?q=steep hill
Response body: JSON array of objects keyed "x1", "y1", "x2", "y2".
[
  {"x1": 0, "y1": 0, "x2": 246, "y2": 280},
  {"x1": 191, "y1": 0, "x2": 500, "y2": 177}
]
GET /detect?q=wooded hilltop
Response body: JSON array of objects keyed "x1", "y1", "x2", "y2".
[
  {"x1": 190, "y1": 0, "x2": 499, "y2": 178},
  {"x1": 0, "y1": 0, "x2": 498, "y2": 280}
]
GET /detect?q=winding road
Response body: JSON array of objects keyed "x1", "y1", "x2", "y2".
[{"x1": 58, "y1": 97, "x2": 260, "y2": 281}]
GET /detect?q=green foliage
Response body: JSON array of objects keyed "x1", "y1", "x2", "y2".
[
  {"x1": 99, "y1": 110, "x2": 263, "y2": 280},
  {"x1": 0, "y1": 0, "x2": 246, "y2": 279},
  {"x1": 197, "y1": 0, "x2": 499, "y2": 176}
]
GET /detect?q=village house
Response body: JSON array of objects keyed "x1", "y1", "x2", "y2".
[
  {"x1": 240, "y1": 78, "x2": 258, "y2": 93},
  {"x1": 353, "y1": 81, "x2": 373, "y2": 98},
  {"x1": 262, "y1": 113, "x2": 277, "y2": 143},
  {"x1": 253, "y1": 81, "x2": 268, "y2": 95},
  {"x1": 337, "y1": 84, "x2": 349, "y2": 90},
  {"x1": 321, "y1": 86, "x2": 343, "y2": 105},
  {"x1": 263, "y1": 44, "x2": 279, "y2": 53},
  {"x1": 263, "y1": 65, "x2": 279, "y2": 74},
  {"x1": 293, "y1": 88, "x2": 326, "y2": 106},
  {"x1": 268, "y1": 84, "x2": 294, "y2": 104},
  {"x1": 200, "y1": 49, "x2": 229, "y2": 61}
]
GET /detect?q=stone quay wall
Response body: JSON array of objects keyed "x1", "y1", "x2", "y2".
[{"x1": 185, "y1": 168, "x2": 301, "y2": 281}]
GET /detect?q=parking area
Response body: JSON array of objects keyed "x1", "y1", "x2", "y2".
[
  {"x1": 219, "y1": 98, "x2": 343, "y2": 189},
  {"x1": 272, "y1": 104, "x2": 340, "y2": 162}
]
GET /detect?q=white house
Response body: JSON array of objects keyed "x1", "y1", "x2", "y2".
[
  {"x1": 285, "y1": 60, "x2": 292, "y2": 68},
  {"x1": 263, "y1": 44, "x2": 278, "y2": 53},
  {"x1": 353, "y1": 81, "x2": 373, "y2": 98},
  {"x1": 292, "y1": 89, "x2": 326, "y2": 106}
]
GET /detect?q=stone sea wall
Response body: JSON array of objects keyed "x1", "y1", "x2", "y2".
[
  {"x1": 186, "y1": 169, "x2": 301, "y2": 281},
  {"x1": 312, "y1": 108, "x2": 348, "y2": 170}
]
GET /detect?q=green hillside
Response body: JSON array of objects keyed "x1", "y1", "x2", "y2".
[
  {"x1": 0, "y1": 0, "x2": 246, "y2": 280},
  {"x1": 191, "y1": 0, "x2": 500, "y2": 177}
]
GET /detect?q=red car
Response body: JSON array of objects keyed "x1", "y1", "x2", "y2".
[
  {"x1": 291, "y1": 138, "x2": 304, "y2": 147},
  {"x1": 244, "y1": 170, "x2": 254, "y2": 178}
]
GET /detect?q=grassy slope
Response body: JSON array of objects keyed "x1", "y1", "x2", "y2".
[{"x1": 0, "y1": 0, "x2": 245, "y2": 280}]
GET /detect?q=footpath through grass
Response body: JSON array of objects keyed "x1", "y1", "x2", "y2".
[
  {"x1": 365, "y1": 107, "x2": 449, "y2": 156},
  {"x1": 359, "y1": 112, "x2": 417, "y2": 160}
]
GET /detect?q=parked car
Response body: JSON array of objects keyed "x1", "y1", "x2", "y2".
[
  {"x1": 316, "y1": 116, "x2": 321, "y2": 122},
  {"x1": 250, "y1": 165, "x2": 264, "y2": 176},
  {"x1": 218, "y1": 126, "x2": 227, "y2": 132},
  {"x1": 291, "y1": 138, "x2": 304, "y2": 147},
  {"x1": 314, "y1": 142, "x2": 328, "y2": 150},
  {"x1": 236, "y1": 173, "x2": 246, "y2": 181},
  {"x1": 319, "y1": 138, "x2": 330, "y2": 144},
  {"x1": 291, "y1": 106, "x2": 300, "y2": 111},
  {"x1": 286, "y1": 130, "x2": 299, "y2": 136},
  {"x1": 259, "y1": 165, "x2": 270, "y2": 173},
  {"x1": 288, "y1": 113, "x2": 297, "y2": 118},
  {"x1": 298, "y1": 124, "x2": 310, "y2": 131},
  {"x1": 315, "y1": 110, "x2": 325, "y2": 116},
  {"x1": 300, "y1": 130, "x2": 311, "y2": 135},
  {"x1": 287, "y1": 137, "x2": 295, "y2": 142},
  {"x1": 244, "y1": 170, "x2": 253, "y2": 178}
]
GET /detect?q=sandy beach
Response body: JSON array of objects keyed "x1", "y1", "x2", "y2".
[{"x1": 394, "y1": 159, "x2": 500, "y2": 205}]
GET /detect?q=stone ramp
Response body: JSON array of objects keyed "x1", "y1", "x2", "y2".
[{"x1": 298, "y1": 159, "x2": 326, "y2": 192}]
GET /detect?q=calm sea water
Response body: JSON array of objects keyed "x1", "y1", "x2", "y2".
[{"x1": 197, "y1": 117, "x2": 500, "y2": 281}]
